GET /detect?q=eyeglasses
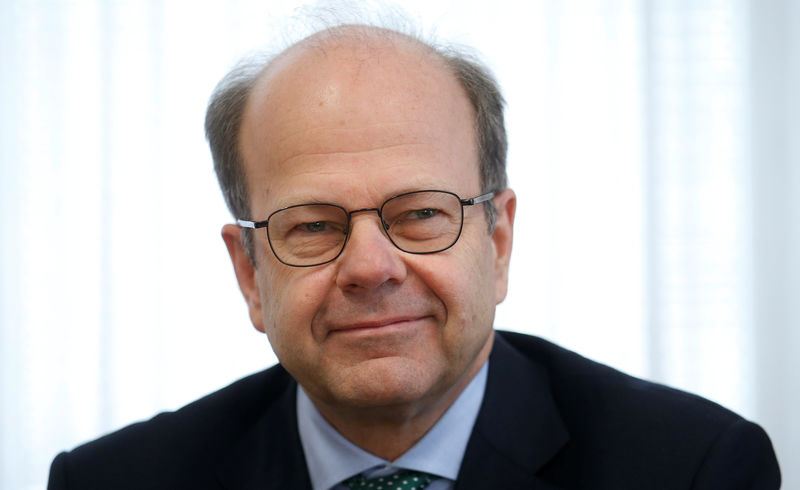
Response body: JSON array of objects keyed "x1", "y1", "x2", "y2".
[{"x1": 237, "y1": 190, "x2": 495, "y2": 267}]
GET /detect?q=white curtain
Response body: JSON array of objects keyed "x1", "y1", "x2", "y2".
[{"x1": 1, "y1": 1, "x2": 797, "y2": 488}]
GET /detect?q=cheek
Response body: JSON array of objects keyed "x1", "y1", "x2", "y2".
[
  {"x1": 258, "y1": 263, "x2": 335, "y2": 350},
  {"x1": 412, "y1": 236, "x2": 496, "y2": 329}
]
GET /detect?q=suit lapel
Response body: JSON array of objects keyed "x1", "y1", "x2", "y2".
[
  {"x1": 455, "y1": 332, "x2": 569, "y2": 489},
  {"x1": 216, "y1": 374, "x2": 312, "y2": 490}
]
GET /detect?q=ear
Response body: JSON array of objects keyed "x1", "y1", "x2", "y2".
[
  {"x1": 490, "y1": 189, "x2": 516, "y2": 304},
  {"x1": 221, "y1": 224, "x2": 265, "y2": 333}
]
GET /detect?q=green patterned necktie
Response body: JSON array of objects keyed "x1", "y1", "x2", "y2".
[{"x1": 342, "y1": 469, "x2": 437, "y2": 490}]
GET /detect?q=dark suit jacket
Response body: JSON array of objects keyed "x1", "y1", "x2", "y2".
[{"x1": 48, "y1": 331, "x2": 781, "y2": 489}]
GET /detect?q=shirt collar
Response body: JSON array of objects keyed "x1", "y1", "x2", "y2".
[{"x1": 297, "y1": 360, "x2": 489, "y2": 490}]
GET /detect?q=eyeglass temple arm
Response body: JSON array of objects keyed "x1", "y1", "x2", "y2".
[
  {"x1": 462, "y1": 191, "x2": 495, "y2": 206},
  {"x1": 237, "y1": 219, "x2": 268, "y2": 229}
]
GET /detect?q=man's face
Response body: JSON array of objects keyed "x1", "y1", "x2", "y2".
[{"x1": 225, "y1": 38, "x2": 515, "y2": 418}]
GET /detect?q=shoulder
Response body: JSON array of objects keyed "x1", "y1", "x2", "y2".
[
  {"x1": 48, "y1": 364, "x2": 295, "y2": 490},
  {"x1": 492, "y1": 330, "x2": 781, "y2": 488},
  {"x1": 497, "y1": 329, "x2": 740, "y2": 424}
]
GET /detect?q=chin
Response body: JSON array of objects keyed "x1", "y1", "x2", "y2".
[{"x1": 330, "y1": 356, "x2": 444, "y2": 409}]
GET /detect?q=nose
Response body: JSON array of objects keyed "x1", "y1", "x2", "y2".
[{"x1": 335, "y1": 212, "x2": 407, "y2": 291}]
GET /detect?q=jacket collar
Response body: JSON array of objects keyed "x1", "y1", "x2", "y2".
[
  {"x1": 216, "y1": 370, "x2": 312, "y2": 490},
  {"x1": 455, "y1": 332, "x2": 569, "y2": 489}
]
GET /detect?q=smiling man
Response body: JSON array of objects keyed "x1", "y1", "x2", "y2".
[
  {"x1": 220, "y1": 26, "x2": 511, "y2": 467},
  {"x1": 48, "y1": 23, "x2": 780, "y2": 490}
]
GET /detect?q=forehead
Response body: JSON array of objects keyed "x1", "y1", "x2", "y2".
[{"x1": 239, "y1": 31, "x2": 479, "y2": 207}]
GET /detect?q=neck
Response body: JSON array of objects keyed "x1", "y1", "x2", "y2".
[{"x1": 320, "y1": 407, "x2": 443, "y2": 461}]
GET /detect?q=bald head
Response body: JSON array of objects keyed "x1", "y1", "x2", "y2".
[
  {"x1": 240, "y1": 26, "x2": 473, "y2": 197},
  {"x1": 243, "y1": 25, "x2": 456, "y2": 152},
  {"x1": 273, "y1": 23, "x2": 436, "y2": 64}
]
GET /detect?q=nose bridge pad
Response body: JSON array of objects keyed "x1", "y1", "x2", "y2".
[{"x1": 345, "y1": 207, "x2": 392, "y2": 246}]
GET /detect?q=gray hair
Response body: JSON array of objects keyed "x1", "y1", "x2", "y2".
[{"x1": 205, "y1": 26, "x2": 507, "y2": 263}]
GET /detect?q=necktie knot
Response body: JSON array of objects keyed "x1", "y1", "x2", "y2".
[{"x1": 342, "y1": 468, "x2": 437, "y2": 490}]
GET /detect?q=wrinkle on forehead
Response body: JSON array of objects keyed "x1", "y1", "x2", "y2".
[
  {"x1": 279, "y1": 142, "x2": 429, "y2": 164},
  {"x1": 273, "y1": 123, "x2": 431, "y2": 161},
  {"x1": 268, "y1": 151, "x2": 443, "y2": 205}
]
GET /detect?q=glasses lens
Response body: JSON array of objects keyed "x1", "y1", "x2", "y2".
[
  {"x1": 381, "y1": 191, "x2": 463, "y2": 253},
  {"x1": 267, "y1": 204, "x2": 348, "y2": 266}
]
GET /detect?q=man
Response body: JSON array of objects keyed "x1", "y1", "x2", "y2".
[{"x1": 48, "y1": 24, "x2": 780, "y2": 489}]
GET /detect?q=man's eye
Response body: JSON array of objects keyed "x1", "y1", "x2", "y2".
[
  {"x1": 413, "y1": 208, "x2": 438, "y2": 219},
  {"x1": 302, "y1": 221, "x2": 328, "y2": 232}
]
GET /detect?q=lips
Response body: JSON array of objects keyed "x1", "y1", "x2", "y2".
[
  {"x1": 312, "y1": 292, "x2": 442, "y2": 341},
  {"x1": 328, "y1": 315, "x2": 430, "y2": 333}
]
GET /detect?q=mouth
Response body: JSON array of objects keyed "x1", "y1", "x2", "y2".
[{"x1": 328, "y1": 316, "x2": 431, "y2": 335}]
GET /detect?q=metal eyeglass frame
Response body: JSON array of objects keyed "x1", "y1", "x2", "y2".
[{"x1": 236, "y1": 189, "x2": 496, "y2": 267}]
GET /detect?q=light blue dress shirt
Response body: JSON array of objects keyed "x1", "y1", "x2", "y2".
[{"x1": 297, "y1": 361, "x2": 489, "y2": 490}]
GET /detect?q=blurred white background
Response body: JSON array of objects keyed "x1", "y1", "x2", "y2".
[{"x1": 1, "y1": 0, "x2": 797, "y2": 488}]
